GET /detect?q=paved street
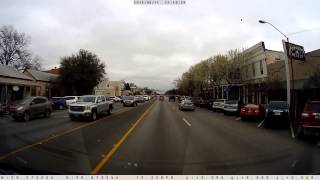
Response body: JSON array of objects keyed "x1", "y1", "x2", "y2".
[{"x1": 1, "y1": 98, "x2": 320, "y2": 174}]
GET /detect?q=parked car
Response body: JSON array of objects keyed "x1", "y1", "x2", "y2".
[
  {"x1": 110, "y1": 96, "x2": 122, "y2": 102},
  {"x1": 296, "y1": 101, "x2": 320, "y2": 137},
  {"x1": 135, "y1": 95, "x2": 145, "y2": 103},
  {"x1": 192, "y1": 97, "x2": 203, "y2": 107},
  {"x1": 0, "y1": 104, "x2": 5, "y2": 115},
  {"x1": 159, "y1": 95, "x2": 164, "y2": 101},
  {"x1": 223, "y1": 100, "x2": 244, "y2": 115},
  {"x1": 240, "y1": 104, "x2": 265, "y2": 120},
  {"x1": 179, "y1": 100, "x2": 195, "y2": 111},
  {"x1": 264, "y1": 101, "x2": 289, "y2": 127},
  {"x1": 10, "y1": 96, "x2": 52, "y2": 121},
  {"x1": 212, "y1": 99, "x2": 226, "y2": 112},
  {"x1": 51, "y1": 97, "x2": 67, "y2": 110},
  {"x1": 65, "y1": 96, "x2": 79, "y2": 106},
  {"x1": 206, "y1": 99, "x2": 216, "y2": 110},
  {"x1": 169, "y1": 95, "x2": 175, "y2": 102},
  {"x1": 69, "y1": 95, "x2": 112, "y2": 121},
  {"x1": 143, "y1": 95, "x2": 150, "y2": 101},
  {"x1": 122, "y1": 96, "x2": 138, "y2": 107}
]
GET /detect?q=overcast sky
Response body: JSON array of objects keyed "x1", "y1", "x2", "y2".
[{"x1": 1, "y1": 0, "x2": 319, "y2": 91}]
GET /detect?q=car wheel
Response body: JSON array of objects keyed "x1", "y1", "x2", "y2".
[
  {"x1": 91, "y1": 111, "x2": 97, "y2": 121},
  {"x1": 23, "y1": 112, "x2": 30, "y2": 122},
  {"x1": 296, "y1": 125, "x2": 306, "y2": 139},
  {"x1": 107, "y1": 107, "x2": 111, "y2": 115},
  {"x1": 44, "y1": 110, "x2": 51, "y2": 118}
]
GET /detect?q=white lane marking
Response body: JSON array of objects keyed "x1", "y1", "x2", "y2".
[
  {"x1": 235, "y1": 117, "x2": 241, "y2": 121},
  {"x1": 290, "y1": 123, "x2": 295, "y2": 138},
  {"x1": 291, "y1": 160, "x2": 297, "y2": 168},
  {"x1": 182, "y1": 118, "x2": 191, "y2": 127},
  {"x1": 257, "y1": 120, "x2": 265, "y2": 128}
]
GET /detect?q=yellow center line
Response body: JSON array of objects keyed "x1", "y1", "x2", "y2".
[
  {"x1": 0, "y1": 105, "x2": 136, "y2": 161},
  {"x1": 90, "y1": 100, "x2": 157, "y2": 175}
]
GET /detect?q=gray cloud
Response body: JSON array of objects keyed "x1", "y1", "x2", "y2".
[{"x1": 1, "y1": 0, "x2": 319, "y2": 91}]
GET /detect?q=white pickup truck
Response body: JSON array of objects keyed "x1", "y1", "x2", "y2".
[{"x1": 68, "y1": 95, "x2": 113, "y2": 121}]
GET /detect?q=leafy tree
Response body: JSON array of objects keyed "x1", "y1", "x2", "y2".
[
  {"x1": 59, "y1": 49, "x2": 106, "y2": 95},
  {"x1": 0, "y1": 25, "x2": 32, "y2": 70}
]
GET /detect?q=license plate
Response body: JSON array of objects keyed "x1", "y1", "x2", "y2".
[{"x1": 274, "y1": 112, "x2": 281, "y2": 116}]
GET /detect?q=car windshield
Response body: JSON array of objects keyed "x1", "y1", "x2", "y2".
[
  {"x1": 77, "y1": 96, "x2": 96, "y2": 103},
  {"x1": 226, "y1": 100, "x2": 238, "y2": 104},
  {"x1": 305, "y1": 102, "x2": 320, "y2": 112},
  {"x1": 245, "y1": 104, "x2": 259, "y2": 108},
  {"x1": 268, "y1": 102, "x2": 288, "y2": 109},
  {"x1": 123, "y1": 96, "x2": 134, "y2": 100},
  {"x1": 14, "y1": 97, "x2": 34, "y2": 105}
]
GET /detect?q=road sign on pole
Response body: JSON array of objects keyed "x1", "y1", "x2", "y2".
[{"x1": 282, "y1": 39, "x2": 291, "y2": 107}]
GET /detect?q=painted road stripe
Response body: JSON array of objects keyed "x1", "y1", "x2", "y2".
[
  {"x1": 0, "y1": 102, "x2": 149, "y2": 161},
  {"x1": 91, "y1": 101, "x2": 157, "y2": 175},
  {"x1": 257, "y1": 120, "x2": 265, "y2": 128},
  {"x1": 182, "y1": 118, "x2": 191, "y2": 127},
  {"x1": 235, "y1": 117, "x2": 241, "y2": 121},
  {"x1": 290, "y1": 123, "x2": 295, "y2": 138}
]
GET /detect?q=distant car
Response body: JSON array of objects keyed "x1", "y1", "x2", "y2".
[
  {"x1": 10, "y1": 96, "x2": 52, "y2": 121},
  {"x1": 223, "y1": 100, "x2": 244, "y2": 115},
  {"x1": 122, "y1": 96, "x2": 138, "y2": 107},
  {"x1": 212, "y1": 99, "x2": 226, "y2": 112},
  {"x1": 64, "y1": 96, "x2": 79, "y2": 106},
  {"x1": 179, "y1": 100, "x2": 195, "y2": 111},
  {"x1": 206, "y1": 99, "x2": 215, "y2": 110},
  {"x1": 143, "y1": 95, "x2": 150, "y2": 101},
  {"x1": 264, "y1": 101, "x2": 289, "y2": 128},
  {"x1": 135, "y1": 95, "x2": 145, "y2": 103},
  {"x1": 110, "y1": 96, "x2": 122, "y2": 102},
  {"x1": 296, "y1": 101, "x2": 320, "y2": 137},
  {"x1": 169, "y1": 95, "x2": 175, "y2": 102},
  {"x1": 159, "y1": 95, "x2": 164, "y2": 101},
  {"x1": 192, "y1": 97, "x2": 203, "y2": 107},
  {"x1": 240, "y1": 104, "x2": 265, "y2": 120},
  {"x1": 51, "y1": 97, "x2": 67, "y2": 110}
]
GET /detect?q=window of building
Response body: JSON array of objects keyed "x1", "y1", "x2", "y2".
[
  {"x1": 252, "y1": 63, "x2": 255, "y2": 77},
  {"x1": 260, "y1": 60, "x2": 263, "y2": 75}
]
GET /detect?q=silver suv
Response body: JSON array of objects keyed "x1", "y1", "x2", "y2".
[{"x1": 68, "y1": 95, "x2": 113, "y2": 121}]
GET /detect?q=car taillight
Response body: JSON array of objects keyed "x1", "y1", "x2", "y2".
[
  {"x1": 301, "y1": 113, "x2": 309, "y2": 118},
  {"x1": 241, "y1": 108, "x2": 246, "y2": 112},
  {"x1": 254, "y1": 109, "x2": 259, "y2": 113}
]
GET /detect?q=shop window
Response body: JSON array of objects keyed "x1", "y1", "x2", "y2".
[{"x1": 260, "y1": 60, "x2": 264, "y2": 75}]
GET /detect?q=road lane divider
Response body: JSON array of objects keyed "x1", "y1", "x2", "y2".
[
  {"x1": 91, "y1": 100, "x2": 157, "y2": 175},
  {"x1": 182, "y1": 117, "x2": 191, "y2": 127},
  {"x1": 257, "y1": 120, "x2": 265, "y2": 128},
  {"x1": 0, "y1": 102, "x2": 150, "y2": 161}
]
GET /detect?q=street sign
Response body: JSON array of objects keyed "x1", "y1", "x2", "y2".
[{"x1": 285, "y1": 42, "x2": 306, "y2": 61}]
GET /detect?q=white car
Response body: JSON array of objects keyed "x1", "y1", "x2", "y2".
[
  {"x1": 65, "y1": 96, "x2": 79, "y2": 106},
  {"x1": 143, "y1": 95, "x2": 150, "y2": 101},
  {"x1": 110, "y1": 96, "x2": 122, "y2": 102},
  {"x1": 212, "y1": 99, "x2": 226, "y2": 112}
]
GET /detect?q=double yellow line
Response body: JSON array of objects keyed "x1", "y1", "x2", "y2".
[{"x1": 91, "y1": 100, "x2": 157, "y2": 174}]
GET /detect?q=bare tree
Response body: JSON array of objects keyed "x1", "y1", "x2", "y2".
[
  {"x1": 24, "y1": 55, "x2": 43, "y2": 70},
  {"x1": 0, "y1": 25, "x2": 31, "y2": 70}
]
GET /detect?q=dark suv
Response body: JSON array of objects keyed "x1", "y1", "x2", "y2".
[
  {"x1": 10, "y1": 96, "x2": 52, "y2": 121},
  {"x1": 169, "y1": 95, "x2": 175, "y2": 102},
  {"x1": 264, "y1": 101, "x2": 289, "y2": 128},
  {"x1": 296, "y1": 101, "x2": 320, "y2": 137}
]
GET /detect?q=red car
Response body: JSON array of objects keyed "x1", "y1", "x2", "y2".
[
  {"x1": 240, "y1": 104, "x2": 265, "y2": 120},
  {"x1": 296, "y1": 101, "x2": 320, "y2": 137}
]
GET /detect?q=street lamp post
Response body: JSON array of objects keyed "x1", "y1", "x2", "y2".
[{"x1": 259, "y1": 20, "x2": 292, "y2": 110}]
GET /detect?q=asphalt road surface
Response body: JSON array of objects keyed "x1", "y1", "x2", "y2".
[{"x1": 1, "y1": 98, "x2": 320, "y2": 174}]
